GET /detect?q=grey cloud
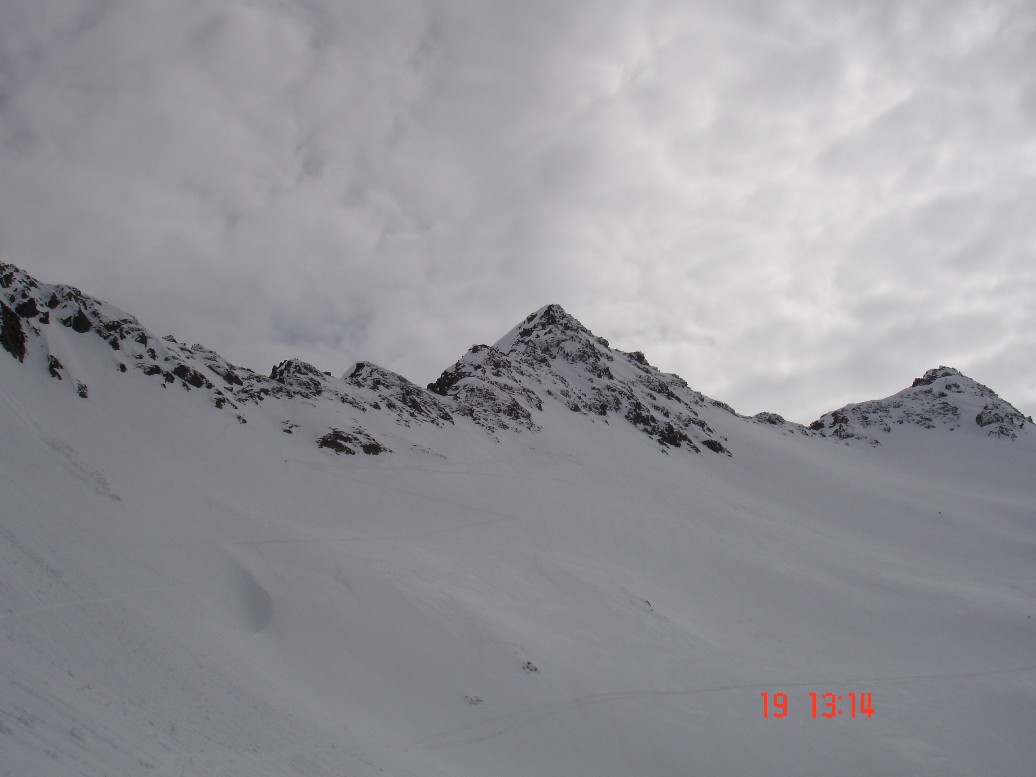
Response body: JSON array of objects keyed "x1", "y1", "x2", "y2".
[{"x1": 0, "y1": 0, "x2": 1033, "y2": 421}]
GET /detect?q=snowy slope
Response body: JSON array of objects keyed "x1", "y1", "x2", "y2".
[{"x1": 1, "y1": 263, "x2": 1035, "y2": 777}]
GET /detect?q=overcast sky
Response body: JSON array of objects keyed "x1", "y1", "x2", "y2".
[{"x1": 1, "y1": 0, "x2": 1033, "y2": 423}]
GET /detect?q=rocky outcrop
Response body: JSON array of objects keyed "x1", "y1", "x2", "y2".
[
  {"x1": 317, "y1": 427, "x2": 389, "y2": 455},
  {"x1": 345, "y1": 362, "x2": 454, "y2": 427},
  {"x1": 1, "y1": 301, "x2": 26, "y2": 362}
]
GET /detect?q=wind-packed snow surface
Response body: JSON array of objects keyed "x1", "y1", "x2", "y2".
[{"x1": 2, "y1": 263, "x2": 1034, "y2": 776}]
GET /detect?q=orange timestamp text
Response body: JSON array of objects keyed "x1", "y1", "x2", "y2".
[{"x1": 760, "y1": 692, "x2": 874, "y2": 719}]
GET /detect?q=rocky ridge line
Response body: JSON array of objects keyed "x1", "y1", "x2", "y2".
[{"x1": 2, "y1": 263, "x2": 1031, "y2": 457}]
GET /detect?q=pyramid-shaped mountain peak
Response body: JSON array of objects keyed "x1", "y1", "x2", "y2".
[
  {"x1": 491, "y1": 303, "x2": 601, "y2": 354},
  {"x1": 428, "y1": 304, "x2": 736, "y2": 452},
  {"x1": 516, "y1": 303, "x2": 584, "y2": 335}
]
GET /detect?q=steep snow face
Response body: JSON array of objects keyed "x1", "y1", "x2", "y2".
[
  {"x1": 808, "y1": 366, "x2": 1034, "y2": 444},
  {"x1": 429, "y1": 304, "x2": 738, "y2": 453}
]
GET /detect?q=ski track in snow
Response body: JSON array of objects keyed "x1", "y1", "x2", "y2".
[{"x1": 0, "y1": 586, "x2": 177, "y2": 622}]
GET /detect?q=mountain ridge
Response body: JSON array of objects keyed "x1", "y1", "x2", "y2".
[
  {"x1": 2, "y1": 261, "x2": 1031, "y2": 459},
  {"x1": 2, "y1": 260, "x2": 1035, "y2": 777}
]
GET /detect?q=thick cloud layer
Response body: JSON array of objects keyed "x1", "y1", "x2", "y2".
[{"x1": 1, "y1": 0, "x2": 1033, "y2": 422}]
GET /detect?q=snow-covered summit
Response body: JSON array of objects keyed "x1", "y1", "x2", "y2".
[
  {"x1": 808, "y1": 365, "x2": 1033, "y2": 444},
  {"x1": 428, "y1": 303, "x2": 736, "y2": 453}
]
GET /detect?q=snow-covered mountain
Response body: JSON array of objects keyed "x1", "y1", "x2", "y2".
[
  {"x1": 2, "y1": 262, "x2": 1034, "y2": 777},
  {"x1": 808, "y1": 365, "x2": 1030, "y2": 443},
  {"x1": 3, "y1": 263, "x2": 1029, "y2": 459}
]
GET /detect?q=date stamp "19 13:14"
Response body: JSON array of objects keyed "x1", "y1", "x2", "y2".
[{"x1": 761, "y1": 692, "x2": 874, "y2": 719}]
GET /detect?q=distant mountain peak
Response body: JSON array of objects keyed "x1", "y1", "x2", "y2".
[{"x1": 809, "y1": 365, "x2": 1032, "y2": 443}]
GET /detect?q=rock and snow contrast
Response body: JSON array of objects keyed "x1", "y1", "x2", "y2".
[
  {"x1": 808, "y1": 365, "x2": 1031, "y2": 443},
  {"x1": 1, "y1": 262, "x2": 1034, "y2": 776}
]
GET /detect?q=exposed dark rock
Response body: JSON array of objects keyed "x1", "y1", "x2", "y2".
[
  {"x1": 702, "y1": 439, "x2": 731, "y2": 455},
  {"x1": 1, "y1": 301, "x2": 26, "y2": 362},
  {"x1": 659, "y1": 422, "x2": 697, "y2": 450},
  {"x1": 172, "y1": 363, "x2": 210, "y2": 389},
  {"x1": 686, "y1": 417, "x2": 714, "y2": 433},
  {"x1": 271, "y1": 359, "x2": 326, "y2": 398},
  {"x1": 72, "y1": 309, "x2": 92, "y2": 333},
  {"x1": 60, "y1": 309, "x2": 92, "y2": 333},
  {"x1": 48, "y1": 355, "x2": 64, "y2": 379},
  {"x1": 975, "y1": 404, "x2": 1027, "y2": 439},
  {"x1": 316, "y1": 427, "x2": 388, "y2": 455},
  {"x1": 319, "y1": 432, "x2": 354, "y2": 453},
  {"x1": 427, "y1": 362, "x2": 471, "y2": 396},
  {"x1": 15, "y1": 298, "x2": 39, "y2": 318},
  {"x1": 625, "y1": 399, "x2": 657, "y2": 431},
  {"x1": 911, "y1": 366, "x2": 956, "y2": 387},
  {"x1": 76, "y1": 382, "x2": 89, "y2": 399}
]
